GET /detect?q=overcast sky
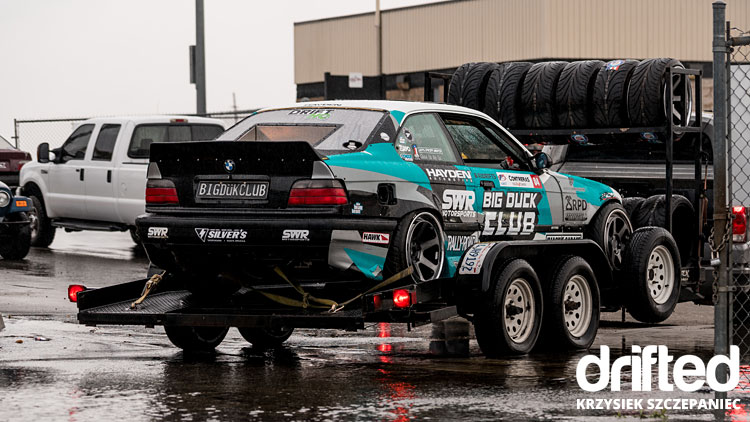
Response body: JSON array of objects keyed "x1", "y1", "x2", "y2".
[{"x1": 0, "y1": 0, "x2": 445, "y2": 144}]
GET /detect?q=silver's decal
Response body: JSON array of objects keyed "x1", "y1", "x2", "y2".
[{"x1": 195, "y1": 228, "x2": 247, "y2": 243}]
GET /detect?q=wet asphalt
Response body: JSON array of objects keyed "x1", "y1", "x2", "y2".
[{"x1": 0, "y1": 231, "x2": 731, "y2": 421}]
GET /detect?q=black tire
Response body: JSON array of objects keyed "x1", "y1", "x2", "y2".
[
  {"x1": 0, "y1": 212, "x2": 31, "y2": 260},
  {"x1": 627, "y1": 58, "x2": 690, "y2": 127},
  {"x1": 483, "y1": 62, "x2": 533, "y2": 127},
  {"x1": 538, "y1": 256, "x2": 600, "y2": 350},
  {"x1": 129, "y1": 227, "x2": 141, "y2": 245},
  {"x1": 384, "y1": 211, "x2": 445, "y2": 282},
  {"x1": 474, "y1": 259, "x2": 543, "y2": 356},
  {"x1": 632, "y1": 194, "x2": 694, "y2": 263},
  {"x1": 585, "y1": 202, "x2": 633, "y2": 271},
  {"x1": 164, "y1": 325, "x2": 229, "y2": 352},
  {"x1": 238, "y1": 326, "x2": 294, "y2": 348},
  {"x1": 555, "y1": 60, "x2": 604, "y2": 128},
  {"x1": 622, "y1": 197, "x2": 646, "y2": 220},
  {"x1": 622, "y1": 227, "x2": 681, "y2": 323},
  {"x1": 28, "y1": 194, "x2": 55, "y2": 247},
  {"x1": 447, "y1": 62, "x2": 499, "y2": 111},
  {"x1": 592, "y1": 60, "x2": 639, "y2": 127},
  {"x1": 521, "y1": 61, "x2": 568, "y2": 128}
]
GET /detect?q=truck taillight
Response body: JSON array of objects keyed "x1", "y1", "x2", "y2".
[
  {"x1": 146, "y1": 180, "x2": 178, "y2": 205},
  {"x1": 734, "y1": 206, "x2": 747, "y2": 243},
  {"x1": 288, "y1": 179, "x2": 348, "y2": 206},
  {"x1": 17, "y1": 160, "x2": 29, "y2": 171}
]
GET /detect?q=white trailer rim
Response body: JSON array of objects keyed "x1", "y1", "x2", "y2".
[
  {"x1": 648, "y1": 245, "x2": 674, "y2": 305},
  {"x1": 563, "y1": 274, "x2": 592, "y2": 338},
  {"x1": 503, "y1": 278, "x2": 535, "y2": 344}
]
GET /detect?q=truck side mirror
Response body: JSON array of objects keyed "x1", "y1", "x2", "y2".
[
  {"x1": 533, "y1": 152, "x2": 551, "y2": 170},
  {"x1": 37, "y1": 143, "x2": 50, "y2": 163}
]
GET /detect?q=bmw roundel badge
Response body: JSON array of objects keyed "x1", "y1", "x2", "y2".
[{"x1": 224, "y1": 159, "x2": 235, "y2": 173}]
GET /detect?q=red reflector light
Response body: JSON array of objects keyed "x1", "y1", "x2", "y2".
[
  {"x1": 288, "y1": 180, "x2": 348, "y2": 206},
  {"x1": 68, "y1": 285, "x2": 86, "y2": 302},
  {"x1": 734, "y1": 206, "x2": 747, "y2": 243},
  {"x1": 393, "y1": 289, "x2": 411, "y2": 308}
]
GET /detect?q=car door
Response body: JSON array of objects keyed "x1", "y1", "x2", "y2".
[
  {"x1": 438, "y1": 113, "x2": 564, "y2": 240},
  {"x1": 46, "y1": 124, "x2": 94, "y2": 218},
  {"x1": 82, "y1": 124, "x2": 120, "y2": 222}
]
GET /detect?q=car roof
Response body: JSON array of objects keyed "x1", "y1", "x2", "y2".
[{"x1": 259, "y1": 100, "x2": 492, "y2": 120}]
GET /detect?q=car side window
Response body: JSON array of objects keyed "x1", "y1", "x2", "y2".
[
  {"x1": 60, "y1": 124, "x2": 94, "y2": 163},
  {"x1": 440, "y1": 114, "x2": 528, "y2": 170},
  {"x1": 92, "y1": 124, "x2": 121, "y2": 161},
  {"x1": 396, "y1": 113, "x2": 457, "y2": 163}
]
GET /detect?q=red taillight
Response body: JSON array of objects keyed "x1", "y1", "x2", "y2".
[
  {"x1": 734, "y1": 206, "x2": 747, "y2": 243},
  {"x1": 393, "y1": 289, "x2": 411, "y2": 308},
  {"x1": 288, "y1": 180, "x2": 348, "y2": 206},
  {"x1": 146, "y1": 180, "x2": 178, "y2": 205},
  {"x1": 68, "y1": 284, "x2": 86, "y2": 302},
  {"x1": 17, "y1": 160, "x2": 29, "y2": 171}
]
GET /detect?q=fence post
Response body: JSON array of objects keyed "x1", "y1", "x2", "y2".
[{"x1": 13, "y1": 118, "x2": 18, "y2": 149}]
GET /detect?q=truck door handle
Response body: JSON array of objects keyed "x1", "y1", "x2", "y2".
[
  {"x1": 107, "y1": 170, "x2": 112, "y2": 183},
  {"x1": 79, "y1": 168, "x2": 85, "y2": 181},
  {"x1": 480, "y1": 180, "x2": 495, "y2": 189}
]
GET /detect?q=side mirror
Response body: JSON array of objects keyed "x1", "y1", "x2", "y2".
[
  {"x1": 37, "y1": 143, "x2": 50, "y2": 163},
  {"x1": 533, "y1": 152, "x2": 551, "y2": 170}
]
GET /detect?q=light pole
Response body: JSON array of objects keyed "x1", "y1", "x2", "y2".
[{"x1": 194, "y1": 0, "x2": 206, "y2": 115}]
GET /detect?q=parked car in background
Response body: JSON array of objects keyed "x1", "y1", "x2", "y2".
[
  {"x1": 0, "y1": 135, "x2": 31, "y2": 188},
  {"x1": 0, "y1": 180, "x2": 32, "y2": 260},
  {"x1": 19, "y1": 116, "x2": 225, "y2": 247}
]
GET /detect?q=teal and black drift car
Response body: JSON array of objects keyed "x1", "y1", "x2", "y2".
[
  {"x1": 138, "y1": 100, "x2": 633, "y2": 282},
  {"x1": 0, "y1": 181, "x2": 32, "y2": 259}
]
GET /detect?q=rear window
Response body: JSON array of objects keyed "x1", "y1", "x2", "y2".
[
  {"x1": 221, "y1": 108, "x2": 387, "y2": 154},
  {"x1": 128, "y1": 124, "x2": 223, "y2": 158}
]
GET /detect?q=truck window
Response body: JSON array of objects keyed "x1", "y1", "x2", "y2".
[
  {"x1": 60, "y1": 124, "x2": 94, "y2": 162},
  {"x1": 92, "y1": 124, "x2": 121, "y2": 161},
  {"x1": 128, "y1": 124, "x2": 223, "y2": 159}
]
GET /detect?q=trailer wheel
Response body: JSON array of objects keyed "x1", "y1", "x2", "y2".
[
  {"x1": 385, "y1": 211, "x2": 445, "y2": 282},
  {"x1": 447, "y1": 62, "x2": 498, "y2": 111},
  {"x1": 631, "y1": 194, "x2": 694, "y2": 263},
  {"x1": 592, "y1": 60, "x2": 639, "y2": 127},
  {"x1": 623, "y1": 227, "x2": 681, "y2": 323},
  {"x1": 474, "y1": 259, "x2": 543, "y2": 356},
  {"x1": 483, "y1": 62, "x2": 532, "y2": 127},
  {"x1": 0, "y1": 212, "x2": 31, "y2": 260},
  {"x1": 238, "y1": 327, "x2": 294, "y2": 349},
  {"x1": 521, "y1": 61, "x2": 568, "y2": 128},
  {"x1": 585, "y1": 202, "x2": 632, "y2": 271},
  {"x1": 538, "y1": 256, "x2": 599, "y2": 350},
  {"x1": 555, "y1": 60, "x2": 604, "y2": 128},
  {"x1": 164, "y1": 325, "x2": 229, "y2": 352},
  {"x1": 28, "y1": 195, "x2": 55, "y2": 247}
]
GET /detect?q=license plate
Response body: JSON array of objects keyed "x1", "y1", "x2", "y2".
[{"x1": 195, "y1": 181, "x2": 269, "y2": 200}]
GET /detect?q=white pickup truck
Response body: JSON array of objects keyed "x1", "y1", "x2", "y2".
[{"x1": 19, "y1": 116, "x2": 225, "y2": 246}]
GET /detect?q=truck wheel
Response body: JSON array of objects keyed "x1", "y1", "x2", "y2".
[
  {"x1": 521, "y1": 61, "x2": 568, "y2": 128},
  {"x1": 585, "y1": 202, "x2": 632, "y2": 271},
  {"x1": 164, "y1": 325, "x2": 229, "y2": 352},
  {"x1": 238, "y1": 326, "x2": 294, "y2": 348},
  {"x1": 28, "y1": 195, "x2": 55, "y2": 247},
  {"x1": 627, "y1": 58, "x2": 691, "y2": 127},
  {"x1": 447, "y1": 62, "x2": 498, "y2": 111},
  {"x1": 0, "y1": 212, "x2": 31, "y2": 260},
  {"x1": 483, "y1": 62, "x2": 532, "y2": 127},
  {"x1": 385, "y1": 211, "x2": 445, "y2": 282},
  {"x1": 474, "y1": 259, "x2": 543, "y2": 356},
  {"x1": 592, "y1": 60, "x2": 639, "y2": 127},
  {"x1": 623, "y1": 227, "x2": 681, "y2": 323},
  {"x1": 538, "y1": 256, "x2": 599, "y2": 350},
  {"x1": 622, "y1": 197, "x2": 645, "y2": 220},
  {"x1": 555, "y1": 60, "x2": 604, "y2": 128},
  {"x1": 631, "y1": 194, "x2": 694, "y2": 263}
]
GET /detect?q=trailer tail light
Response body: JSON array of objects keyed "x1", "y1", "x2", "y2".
[
  {"x1": 288, "y1": 179, "x2": 348, "y2": 206},
  {"x1": 146, "y1": 179, "x2": 179, "y2": 205},
  {"x1": 393, "y1": 289, "x2": 411, "y2": 308},
  {"x1": 68, "y1": 284, "x2": 86, "y2": 302},
  {"x1": 734, "y1": 206, "x2": 747, "y2": 243}
]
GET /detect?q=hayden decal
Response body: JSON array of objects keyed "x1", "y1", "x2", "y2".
[
  {"x1": 442, "y1": 189, "x2": 477, "y2": 218},
  {"x1": 147, "y1": 227, "x2": 168, "y2": 239},
  {"x1": 195, "y1": 228, "x2": 247, "y2": 243},
  {"x1": 362, "y1": 232, "x2": 390, "y2": 245},
  {"x1": 458, "y1": 243, "x2": 496, "y2": 275},
  {"x1": 496, "y1": 172, "x2": 542, "y2": 189},
  {"x1": 425, "y1": 168, "x2": 472, "y2": 181},
  {"x1": 282, "y1": 229, "x2": 310, "y2": 241},
  {"x1": 482, "y1": 191, "x2": 541, "y2": 236}
]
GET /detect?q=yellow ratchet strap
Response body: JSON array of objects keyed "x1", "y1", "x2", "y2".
[{"x1": 130, "y1": 272, "x2": 165, "y2": 309}]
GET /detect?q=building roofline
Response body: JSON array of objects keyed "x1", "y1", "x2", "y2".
[{"x1": 294, "y1": 0, "x2": 461, "y2": 26}]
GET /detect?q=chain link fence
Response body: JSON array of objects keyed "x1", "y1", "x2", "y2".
[{"x1": 13, "y1": 109, "x2": 256, "y2": 159}]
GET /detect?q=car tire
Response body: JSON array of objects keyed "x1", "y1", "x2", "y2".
[
  {"x1": 622, "y1": 227, "x2": 681, "y2": 323},
  {"x1": 385, "y1": 211, "x2": 445, "y2": 282},
  {"x1": 0, "y1": 212, "x2": 31, "y2": 260},
  {"x1": 585, "y1": 201, "x2": 633, "y2": 271},
  {"x1": 555, "y1": 60, "x2": 604, "y2": 128},
  {"x1": 129, "y1": 227, "x2": 142, "y2": 245},
  {"x1": 238, "y1": 326, "x2": 294, "y2": 349},
  {"x1": 447, "y1": 62, "x2": 499, "y2": 111},
  {"x1": 28, "y1": 195, "x2": 55, "y2": 248},
  {"x1": 537, "y1": 255, "x2": 599, "y2": 350},
  {"x1": 622, "y1": 196, "x2": 646, "y2": 220},
  {"x1": 632, "y1": 194, "x2": 694, "y2": 263},
  {"x1": 592, "y1": 60, "x2": 639, "y2": 127},
  {"x1": 164, "y1": 325, "x2": 229, "y2": 352},
  {"x1": 483, "y1": 62, "x2": 533, "y2": 127},
  {"x1": 521, "y1": 61, "x2": 568, "y2": 128},
  {"x1": 474, "y1": 258, "x2": 543, "y2": 356},
  {"x1": 627, "y1": 58, "x2": 690, "y2": 127}
]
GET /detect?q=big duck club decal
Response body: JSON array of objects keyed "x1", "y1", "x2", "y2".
[{"x1": 482, "y1": 191, "x2": 541, "y2": 237}]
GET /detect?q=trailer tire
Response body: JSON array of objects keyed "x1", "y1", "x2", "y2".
[
  {"x1": 632, "y1": 194, "x2": 694, "y2": 263},
  {"x1": 622, "y1": 197, "x2": 646, "y2": 219},
  {"x1": 28, "y1": 195, "x2": 55, "y2": 247},
  {"x1": 474, "y1": 259, "x2": 543, "y2": 356},
  {"x1": 627, "y1": 58, "x2": 690, "y2": 127},
  {"x1": 483, "y1": 62, "x2": 532, "y2": 127},
  {"x1": 0, "y1": 212, "x2": 31, "y2": 260},
  {"x1": 592, "y1": 60, "x2": 639, "y2": 127},
  {"x1": 585, "y1": 202, "x2": 632, "y2": 271},
  {"x1": 538, "y1": 255, "x2": 599, "y2": 350},
  {"x1": 447, "y1": 62, "x2": 498, "y2": 111},
  {"x1": 556, "y1": 60, "x2": 604, "y2": 127},
  {"x1": 623, "y1": 227, "x2": 681, "y2": 323},
  {"x1": 239, "y1": 327, "x2": 294, "y2": 348},
  {"x1": 385, "y1": 211, "x2": 445, "y2": 282},
  {"x1": 521, "y1": 61, "x2": 568, "y2": 128},
  {"x1": 164, "y1": 325, "x2": 229, "y2": 352}
]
